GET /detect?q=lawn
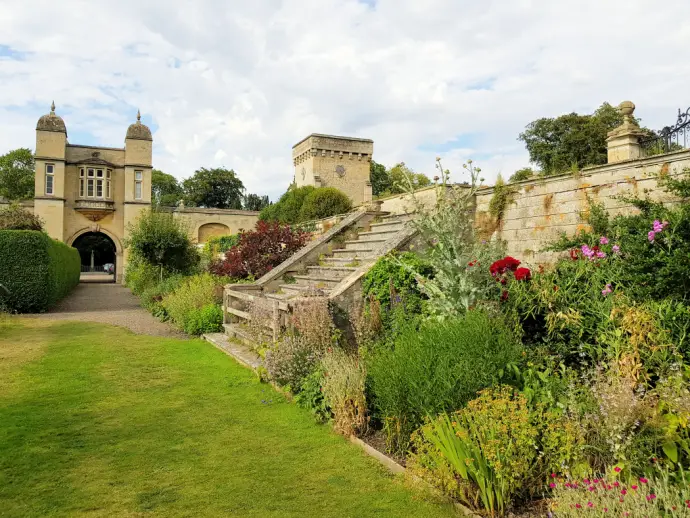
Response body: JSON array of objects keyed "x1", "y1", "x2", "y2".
[{"x1": 0, "y1": 317, "x2": 456, "y2": 518}]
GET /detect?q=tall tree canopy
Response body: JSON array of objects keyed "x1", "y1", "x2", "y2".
[
  {"x1": 243, "y1": 193, "x2": 270, "y2": 211},
  {"x1": 387, "y1": 162, "x2": 431, "y2": 194},
  {"x1": 0, "y1": 148, "x2": 34, "y2": 200},
  {"x1": 518, "y1": 102, "x2": 627, "y2": 175},
  {"x1": 370, "y1": 160, "x2": 389, "y2": 196},
  {"x1": 182, "y1": 167, "x2": 245, "y2": 209},
  {"x1": 151, "y1": 169, "x2": 183, "y2": 207}
]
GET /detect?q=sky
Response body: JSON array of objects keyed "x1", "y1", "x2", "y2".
[{"x1": 1, "y1": 0, "x2": 689, "y2": 200}]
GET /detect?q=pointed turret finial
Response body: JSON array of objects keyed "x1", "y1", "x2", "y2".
[
  {"x1": 50, "y1": 101, "x2": 56, "y2": 115},
  {"x1": 136, "y1": 109, "x2": 141, "y2": 123}
]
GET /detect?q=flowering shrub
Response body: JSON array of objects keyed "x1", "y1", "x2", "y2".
[
  {"x1": 264, "y1": 334, "x2": 323, "y2": 392},
  {"x1": 549, "y1": 470, "x2": 690, "y2": 517},
  {"x1": 209, "y1": 221, "x2": 308, "y2": 279},
  {"x1": 320, "y1": 348, "x2": 368, "y2": 436}
]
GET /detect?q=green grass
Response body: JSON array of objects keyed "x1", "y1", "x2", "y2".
[{"x1": 0, "y1": 317, "x2": 456, "y2": 517}]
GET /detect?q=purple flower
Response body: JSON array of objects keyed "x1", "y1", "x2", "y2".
[
  {"x1": 600, "y1": 236, "x2": 609, "y2": 245},
  {"x1": 648, "y1": 231, "x2": 656, "y2": 242},
  {"x1": 612, "y1": 245, "x2": 620, "y2": 254},
  {"x1": 596, "y1": 251, "x2": 607, "y2": 259},
  {"x1": 581, "y1": 245, "x2": 595, "y2": 258},
  {"x1": 602, "y1": 284, "x2": 613, "y2": 297}
]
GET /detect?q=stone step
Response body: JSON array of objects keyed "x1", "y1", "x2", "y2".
[
  {"x1": 343, "y1": 240, "x2": 382, "y2": 251},
  {"x1": 264, "y1": 292, "x2": 293, "y2": 301},
  {"x1": 382, "y1": 212, "x2": 413, "y2": 221},
  {"x1": 292, "y1": 275, "x2": 342, "y2": 288},
  {"x1": 356, "y1": 229, "x2": 400, "y2": 242},
  {"x1": 318, "y1": 257, "x2": 364, "y2": 267},
  {"x1": 278, "y1": 284, "x2": 331, "y2": 297},
  {"x1": 369, "y1": 220, "x2": 406, "y2": 232},
  {"x1": 331, "y1": 249, "x2": 375, "y2": 259},
  {"x1": 306, "y1": 266, "x2": 357, "y2": 279}
]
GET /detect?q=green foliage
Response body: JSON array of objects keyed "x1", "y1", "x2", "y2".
[
  {"x1": 0, "y1": 148, "x2": 34, "y2": 200},
  {"x1": 201, "y1": 234, "x2": 239, "y2": 266},
  {"x1": 124, "y1": 258, "x2": 162, "y2": 296},
  {"x1": 295, "y1": 368, "x2": 331, "y2": 424},
  {"x1": 151, "y1": 169, "x2": 183, "y2": 207},
  {"x1": 362, "y1": 252, "x2": 433, "y2": 316},
  {"x1": 182, "y1": 167, "x2": 245, "y2": 209},
  {"x1": 369, "y1": 160, "x2": 389, "y2": 196},
  {"x1": 488, "y1": 174, "x2": 515, "y2": 221},
  {"x1": 386, "y1": 162, "x2": 431, "y2": 196},
  {"x1": 518, "y1": 102, "x2": 627, "y2": 175},
  {"x1": 299, "y1": 187, "x2": 352, "y2": 221},
  {"x1": 161, "y1": 273, "x2": 224, "y2": 334},
  {"x1": 403, "y1": 159, "x2": 505, "y2": 318},
  {"x1": 0, "y1": 203, "x2": 43, "y2": 230},
  {"x1": 259, "y1": 185, "x2": 315, "y2": 224},
  {"x1": 508, "y1": 167, "x2": 535, "y2": 183},
  {"x1": 367, "y1": 310, "x2": 522, "y2": 453},
  {"x1": 139, "y1": 274, "x2": 186, "y2": 320},
  {"x1": 0, "y1": 230, "x2": 79, "y2": 313},
  {"x1": 125, "y1": 209, "x2": 199, "y2": 274},
  {"x1": 243, "y1": 193, "x2": 270, "y2": 211}
]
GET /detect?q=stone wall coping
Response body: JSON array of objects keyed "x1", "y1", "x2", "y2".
[
  {"x1": 372, "y1": 183, "x2": 468, "y2": 204},
  {"x1": 67, "y1": 143, "x2": 125, "y2": 151},
  {"x1": 159, "y1": 206, "x2": 260, "y2": 216},
  {"x1": 477, "y1": 149, "x2": 690, "y2": 196},
  {"x1": 292, "y1": 133, "x2": 374, "y2": 148}
]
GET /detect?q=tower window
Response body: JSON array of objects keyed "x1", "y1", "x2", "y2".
[
  {"x1": 45, "y1": 164, "x2": 55, "y2": 195},
  {"x1": 79, "y1": 166, "x2": 112, "y2": 199},
  {"x1": 79, "y1": 168, "x2": 85, "y2": 197},
  {"x1": 135, "y1": 170, "x2": 143, "y2": 200}
]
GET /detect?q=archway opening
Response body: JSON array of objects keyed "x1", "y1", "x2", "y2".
[{"x1": 71, "y1": 232, "x2": 117, "y2": 283}]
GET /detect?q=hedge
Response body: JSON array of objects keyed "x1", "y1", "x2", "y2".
[{"x1": 0, "y1": 231, "x2": 81, "y2": 313}]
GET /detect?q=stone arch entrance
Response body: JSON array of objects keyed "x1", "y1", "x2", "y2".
[
  {"x1": 198, "y1": 222, "x2": 231, "y2": 243},
  {"x1": 71, "y1": 231, "x2": 118, "y2": 283}
]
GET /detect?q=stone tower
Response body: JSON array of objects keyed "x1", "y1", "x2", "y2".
[
  {"x1": 34, "y1": 101, "x2": 68, "y2": 240},
  {"x1": 292, "y1": 134, "x2": 373, "y2": 207}
]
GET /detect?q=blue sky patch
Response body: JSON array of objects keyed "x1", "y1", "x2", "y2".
[{"x1": 0, "y1": 44, "x2": 28, "y2": 61}]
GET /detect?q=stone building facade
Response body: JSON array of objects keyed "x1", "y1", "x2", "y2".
[
  {"x1": 30, "y1": 104, "x2": 259, "y2": 283},
  {"x1": 292, "y1": 133, "x2": 374, "y2": 207}
]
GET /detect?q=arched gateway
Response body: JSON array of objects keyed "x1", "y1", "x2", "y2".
[{"x1": 70, "y1": 231, "x2": 118, "y2": 283}]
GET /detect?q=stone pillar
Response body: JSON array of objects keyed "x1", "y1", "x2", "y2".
[{"x1": 606, "y1": 101, "x2": 647, "y2": 163}]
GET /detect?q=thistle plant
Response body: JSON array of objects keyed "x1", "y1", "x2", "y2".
[{"x1": 401, "y1": 158, "x2": 504, "y2": 318}]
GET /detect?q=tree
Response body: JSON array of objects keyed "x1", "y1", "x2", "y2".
[
  {"x1": 387, "y1": 163, "x2": 431, "y2": 195},
  {"x1": 151, "y1": 169, "x2": 183, "y2": 207},
  {"x1": 508, "y1": 167, "x2": 535, "y2": 183},
  {"x1": 370, "y1": 160, "x2": 390, "y2": 196},
  {"x1": 124, "y1": 209, "x2": 199, "y2": 275},
  {"x1": 299, "y1": 187, "x2": 352, "y2": 221},
  {"x1": 0, "y1": 148, "x2": 34, "y2": 200},
  {"x1": 0, "y1": 203, "x2": 43, "y2": 230},
  {"x1": 244, "y1": 193, "x2": 270, "y2": 211},
  {"x1": 182, "y1": 167, "x2": 244, "y2": 209},
  {"x1": 518, "y1": 102, "x2": 628, "y2": 175},
  {"x1": 259, "y1": 185, "x2": 315, "y2": 224}
]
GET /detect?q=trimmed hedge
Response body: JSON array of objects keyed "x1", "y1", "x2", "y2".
[{"x1": 0, "y1": 230, "x2": 81, "y2": 313}]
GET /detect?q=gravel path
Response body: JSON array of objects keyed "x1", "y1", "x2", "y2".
[{"x1": 32, "y1": 283, "x2": 187, "y2": 338}]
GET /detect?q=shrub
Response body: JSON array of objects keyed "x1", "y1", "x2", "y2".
[
  {"x1": 0, "y1": 204, "x2": 43, "y2": 230},
  {"x1": 264, "y1": 335, "x2": 323, "y2": 392},
  {"x1": 125, "y1": 259, "x2": 162, "y2": 296},
  {"x1": 298, "y1": 187, "x2": 352, "y2": 222},
  {"x1": 321, "y1": 348, "x2": 367, "y2": 436},
  {"x1": 0, "y1": 230, "x2": 80, "y2": 313},
  {"x1": 209, "y1": 221, "x2": 309, "y2": 280},
  {"x1": 259, "y1": 185, "x2": 315, "y2": 224},
  {"x1": 367, "y1": 309, "x2": 522, "y2": 453},
  {"x1": 183, "y1": 303, "x2": 223, "y2": 335},
  {"x1": 125, "y1": 209, "x2": 199, "y2": 275},
  {"x1": 295, "y1": 368, "x2": 330, "y2": 424},
  {"x1": 362, "y1": 252, "x2": 433, "y2": 316},
  {"x1": 203, "y1": 234, "x2": 239, "y2": 257},
  {"x1": 161, "y1": 273, "x2": 223, "y2": 334},
  {"x1": 139, "y1": 274, "x2": 186, "y2": 319}
]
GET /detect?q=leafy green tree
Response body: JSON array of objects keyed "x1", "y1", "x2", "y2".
[
  {"x1": 508, "y1": 167, "x2": 535, "y2": 183},
  {"x1": 182, "y1": 167, "x2": 245, "y2": 209},
  {"x1": 387, "y1": 163, "x2": 431, "y2": 195},
  {"x1": 518, "y1": 102, "x2": 628, "y2": 175},
  {"x1": 0, "y1": 148, "x2": 34, "y2": 200},
  {"x1": 259, "y1": 185, "x2": 315, "y2": 224},
  {"x1": 370, "y1": 160, "x2": 390, "y2": 196},
  {"x1": 124, "y1": 209, "x2": 199, "y2": 276},
  {"x1": 151, "y1": 169, "x2": 183, "y2": 207},
  {"x1": 243, "y1": 193, "x2": 270, "y2": 211},
  {"x1": 299, "y1": 187, "x2": 352, "y2": 221},
  {"x1": 0, "y1": 203, "x2": 43, "y2": 230}
]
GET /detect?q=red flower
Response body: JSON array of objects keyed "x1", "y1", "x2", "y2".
[
  {"x1": 514, "y1": 267, "x2": 531, "y2": 281},
  {"x1": 569, "y1": 248, "x2": 580, "y2": 260},
  {"x1": 501, "y1": 290, "x2": 509, "y2": 301},
  {"x1": 489, "y1": 256, "x2": 521, "y2": 277}
]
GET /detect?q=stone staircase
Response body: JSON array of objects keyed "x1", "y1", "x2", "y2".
[{"x1": 222, "y1": 210, "x2": 415, "y2": 344}]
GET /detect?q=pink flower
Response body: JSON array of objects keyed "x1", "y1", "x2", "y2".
[
  {"x1": 581, "y1": 246, "x2": 594, "y2": 259},
  {"x1": 639, "y1": 477, "x2": 648, "y2": 484},
  {"x1": 631, "y1": 485, "x2": 638, "y2": 490},
  {"x1": 602, "y1": 284, "x2": 613, "y2": 297},
  {"x1": 587, "y1": 502, "x2": 594, "y2": 508},
  {"x1": 612, "y1": 245, "x2": 620, "y2": 254},
  {"x1": 600, "y1": 236, "x2": 609, "y2": 245},
  {"x1": 575, "y1": 503, "x2": 582, "y2": 509},
  {"x1": 551, "y1": 473, "x2": 557, "y2": 478},
  {"x1": 614, "y1": 467, "x2": 621, "y2": 473},
  {"x1": 621, "y1": 489, "x2": 627, "y2": 495},
  {"x1": 613, "y1": 481, "x2": 620, "y2": 487},
  {"x1": 648, "y1": 230, "x2": 656, "y2": 242},
  {"x1": 583, "y1": 479, "x2": 590, "y2": 484},
  {"x1": 653, "y1": 220, "x2": 668, "y2": 233},
  {"x1": 646, "y1": 494, "x2": 656, "y2": 501},
  {"x1": 596, "y1": 250, "x2": 607, "y2": 259},
  {"x1": 549, "y1": 483, "x2": 556, "y2": 488}
]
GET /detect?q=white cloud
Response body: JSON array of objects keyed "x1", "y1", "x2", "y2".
[{"x1": 1, "y1": 0, "x2": 689, "y2": 198}]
